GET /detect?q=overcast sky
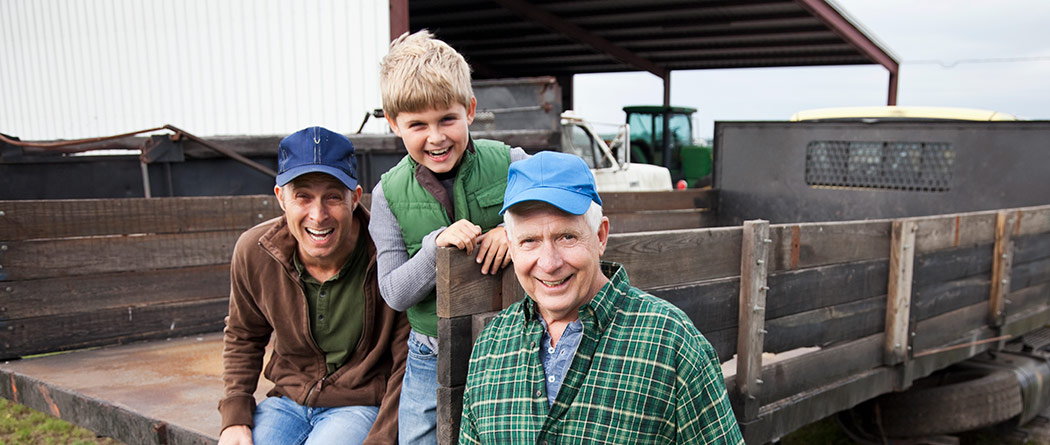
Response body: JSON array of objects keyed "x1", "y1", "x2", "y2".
[{"x1": 571, "y1": 0, "x2": 1050, "y2": 139}]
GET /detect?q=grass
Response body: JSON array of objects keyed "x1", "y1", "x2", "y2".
[{"x1": 0, "y1": 398, "x2": 122, "y2": 445}]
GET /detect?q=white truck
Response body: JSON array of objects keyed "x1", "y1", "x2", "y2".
[{"x1": 559, "y1": 111, "x2": 673, "y2": 192}]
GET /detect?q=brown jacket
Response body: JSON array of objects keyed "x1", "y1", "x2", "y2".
[{"x1": 219, "y1": 205, "x2": 409, "y2": 444}]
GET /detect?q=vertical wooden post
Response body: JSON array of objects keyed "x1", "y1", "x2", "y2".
[
  {"x1": 990, "y1": 210, "x2": 1016, "y2": 326},
  {"x1": 885, "y1": 219, "x2": 916, "y2": 365},
  {"x1": 736, "y1": 219, "x2": 769, "y2": 421}
]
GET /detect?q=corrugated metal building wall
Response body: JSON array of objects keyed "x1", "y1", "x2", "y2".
[{"x1": 0, "y1": 0, "x2": 389, "y2": 140}]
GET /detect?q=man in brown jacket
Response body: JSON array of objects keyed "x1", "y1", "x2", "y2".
[{"x1": 218, "y1": 126, "x2": 409, "y2": 445}]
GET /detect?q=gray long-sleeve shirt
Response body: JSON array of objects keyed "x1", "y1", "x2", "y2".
[{"x1": 368, "y1": 146, "x2": 529, "y2": 348}]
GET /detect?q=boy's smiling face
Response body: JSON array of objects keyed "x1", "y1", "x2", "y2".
[{"x1": 387, "y1": 98, "x2": 477, "y2": 174}]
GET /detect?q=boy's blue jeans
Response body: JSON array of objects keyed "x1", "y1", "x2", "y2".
[
  {"x1": 399, "y1": 332, "x2": 439, "y2": 445},
  {"x1": 252, "y1": 395, "x2": 379, "y2": 445}
]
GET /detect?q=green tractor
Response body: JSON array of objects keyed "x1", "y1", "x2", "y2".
[{"x1": 623, "y1": 105, "x2": 712, "y2": 188}]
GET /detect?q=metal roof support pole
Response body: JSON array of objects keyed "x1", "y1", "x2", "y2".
[
  {"x1": 887, "y1": 69, "x2": 899, "y2": 106},
  {"x1": 662, "y1": 74, "x2": 672, "y2": 169},
  {"x1": 389, "y1": 0, "x2": 409, "y2": 41}
]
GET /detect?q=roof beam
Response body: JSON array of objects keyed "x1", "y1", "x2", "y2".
[
  {"x1": 793, "y1": 0, "x2": 898, "y2": 103},
  {"x1": 490, "y1": 0, "x2": 669, "y2": 79}
]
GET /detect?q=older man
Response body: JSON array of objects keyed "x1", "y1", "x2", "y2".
[
  {"x1": 459, "y1": 151, "x2": 743, "y2": 444},
  {"x1": 219, "y1": 127, "x2": 409, "y2": 445}
]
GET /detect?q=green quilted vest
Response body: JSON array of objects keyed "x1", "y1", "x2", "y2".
[{"x1": 380, "y1": 139, "x2": 512, "y2": 337}]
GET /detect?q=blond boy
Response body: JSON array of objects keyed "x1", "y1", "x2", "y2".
[{"x1": 368, "y1": 30, "x2": 528, "y2": 444}]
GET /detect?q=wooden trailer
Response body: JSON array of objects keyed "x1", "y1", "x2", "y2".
[{"x1": 2, "y1": 120, "x2": 1050, "y2": 444}]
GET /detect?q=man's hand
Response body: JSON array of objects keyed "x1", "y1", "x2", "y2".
[
  {"x1": 436, "y1": 219, "x2": 483, "y2": 255},
  {"x1": 475, "y1": 226, "x2": 512, "y2": 275},
  {"x1": 218, "y1": 425, "x2": 253, "y2": 445}
]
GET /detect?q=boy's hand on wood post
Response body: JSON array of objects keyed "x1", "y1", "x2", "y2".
[
  {"x1": 436, "y1": 219, "x2": 483, "y2": 255},
  {"x1": 476, "y1": 226, "x2": 512, "y2": 275}
]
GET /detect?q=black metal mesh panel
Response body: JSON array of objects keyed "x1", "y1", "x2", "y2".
[{"x1": 805, "y1": 140, "x2": 954, "y2": 191}]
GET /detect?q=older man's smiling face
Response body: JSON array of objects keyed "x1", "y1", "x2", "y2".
[{"x1": 506, "y1": 204, "x2": 609, "y2": 323}]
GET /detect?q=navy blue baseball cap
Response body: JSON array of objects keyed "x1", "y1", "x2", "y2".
[
  {"x1": 501, "y1": 151, "x2": 602, "y2": 215},
  {"x1": 276, "y1": 126, "x2": 358, "y2": 190}
]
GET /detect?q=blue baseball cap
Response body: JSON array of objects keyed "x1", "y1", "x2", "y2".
[
  {"x1": 276, "y1": 126, "x2": 358, "y2": 190},
  {"x1": 500, "y1": 151, "x2": 602, "y2": 215}
]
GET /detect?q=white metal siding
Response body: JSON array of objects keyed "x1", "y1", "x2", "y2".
[{"x1": 0, "y1": 0, "x2": 389, "y2": 139}]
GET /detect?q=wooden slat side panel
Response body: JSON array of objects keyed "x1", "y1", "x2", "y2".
[
  {"x1": 911, "y1": 243, "x2": 994, "y2": 288},
  {"x1": 1005, "y1": 282, "x2": 1050, "y2": 320},
  {"x1": 741, "y1": 367, "x2": 897, "y2": 445},
  {"x1": 655, "y1": 259, "x2": 889, "y2": 342},
  {"x1": 3, "y1": 230, "x2": 242, "y2": 280},
  {"x1": 0, "y1": 297, "x2": 228, "y2": 358},
  {"x1": 766, "y1": 258, "x2": 888, "y2": 320},
  {"x1": 769, "y1": 220, "x2": 890, "y2": 272},
  {"x1": 437, "y1": 385, "x2": 465, "y2": 445},
  {"x1": 912, "y1": 301, "x2": 988, "y2": 353},
  {"x1": 764, "y1": 294, "x2": 886, "y2": 354},
  {"x1": 652, "y1": 277, "x2": 738, "y2": 334},
  {"x1": 1013, "y1": 232, "x2": 1050, "y2": 264},
  {"x1": 912, "y1": 276, "x2": 990, "y2": 322},
  {"x1": 605, "y1": 226, "x2": 742, "y2": 289},
  {"x1": 1017, "y1": 205, "x2": 1050, "y2": 236},
  {"x1": 758, "y1": 333, "x2": 884, "y2": 406},
  {"x1": 437, "y1": 316, "x2": 472, "y2": 388},
  {"x1": 1, "y1": 264, "x2": 229, "y2": 319},
  {"x1": 912, "y1": 211, "x2": 996, "y2": 254},
  {"x1": 0, "y1": 196, "x2": 280, "y2": 240},
  {"x1": 599, "y1": 189, "x2": 716, "y2": 213},
  {"x1": 607, "y1": 210, "x2": 716, "y2": 234}
]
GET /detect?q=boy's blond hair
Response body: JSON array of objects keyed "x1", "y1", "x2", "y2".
[{"x1": 380, "y1": 30, "x2": 473, "y2": 119}]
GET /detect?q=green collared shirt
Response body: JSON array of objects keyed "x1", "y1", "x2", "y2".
[
  {"x1": 460, "y1": 262, "x2": 743, "y2": 444},
  {"x1": 293, "y1": 233, "x2": 368, "y2": 375}
]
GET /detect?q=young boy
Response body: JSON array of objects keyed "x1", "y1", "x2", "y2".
[{"x1": 369, "y1": 30, "x2": 528, "y2": 444}]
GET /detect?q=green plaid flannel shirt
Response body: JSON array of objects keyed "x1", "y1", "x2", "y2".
[{"x1": 460, "y1": 262, "x2": 743, "y2": 444}]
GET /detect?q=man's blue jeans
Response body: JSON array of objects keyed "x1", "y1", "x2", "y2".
[
  {"x1": 399, "y1": 333, "x2": 438, "y2": 445},
  {"x1": 252, "y1": 395, "x2": 379, "y2": 445}
]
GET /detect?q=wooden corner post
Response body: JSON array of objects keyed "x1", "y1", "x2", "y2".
[
  {"x1": 885, "y1": 219, "x2": 916, "y2": 367},
  {"x1": 737, "y1": 219, "x2": 770, "y2": 421}
]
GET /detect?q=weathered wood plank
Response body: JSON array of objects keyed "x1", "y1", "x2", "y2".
[
  {"x1": 736, "y1": 220, "x2": 769, "y2": 421},
  {"x1": 1006, "y1": 282, "x2": 1050, "y2": 317},
  {"x1": 769, "y1": 220, "x2": 890, "y2": 272},
  {"x1": 654, "y1": 259, "x2": 890, "y2": 341},
  {"x1": 604, "y1": 226, "x2": 742, "y2": 289},
  {"x1": 912, "y1": 211, "x2": 997, "y2": 254},
  {"x1": 0, "y1": 264, "x2": 229, "y2": 319},
  {"x1": 885, "y1": 219, "x2": 916, "y2": 364},
  {"x1": 607, "y1": 209, "x2": 716, "y2": 234},
  {"x1": 472, "y1": 311, "x2": 499, "y2": 341},
  {"x1": 0, "y1": 297, "x2": 228, "y2": 358},
  {"x1": 1, "y1": 371, "x2": 180, "y2": 445},
  {"x1": 501, "y1": 268, "x2": 525, "y2": 310},
  {"x1": 912, "y1": 276, "x2": 990, "y2": 322},
  {"x1": 757, "y1": 333, "x2": 884, "y2": 406},
  {"x1": 437, "y1": 385, "x2": 464, "y2": 445},
  {"x1": 599, "y1": 189, "x2": 716, "y2": 213},
  {"x1": 740, "y1": 367, "x2": 897, "y2": 445},
  {"x1": 912, "y1": 243, "x2": 994, "y2": 288},
  {"x1": 2, "y1": 230, "x2": 242, "y2": 280},
  {"x1": 1002, "y1": 302, "x2": 1050, "y2": 339},
  {"x1": 912, "y1": 301, "x2": 988, "y2": 353},
  {"x1": 1017, "y1": 205, "x2": 1050, "y2": 236},
  {"x1": 764, "y1": 294, "x2": 887, "y2": 354},
  {"x1": 990, "y1": 210, "x2": 1017, "y2": 325},
  {"x1": 766, "y1": 258, "x2": 888, "y2": 320},
  {"x1": 1013, "y1": 232, "x2": 1050, "y2": 264},
  {"x1": 0, "y1": 196, "x2": 280, "y2": 240},
  {"x1": 435, "y1": 248, "x2": 502, "y2": 318},
  {"x1": 652, "y1": 277, "x2": 738, "y2": 334},
  {"x1": 437, "y1": 316, "x2": 472, "y2": 388}
]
